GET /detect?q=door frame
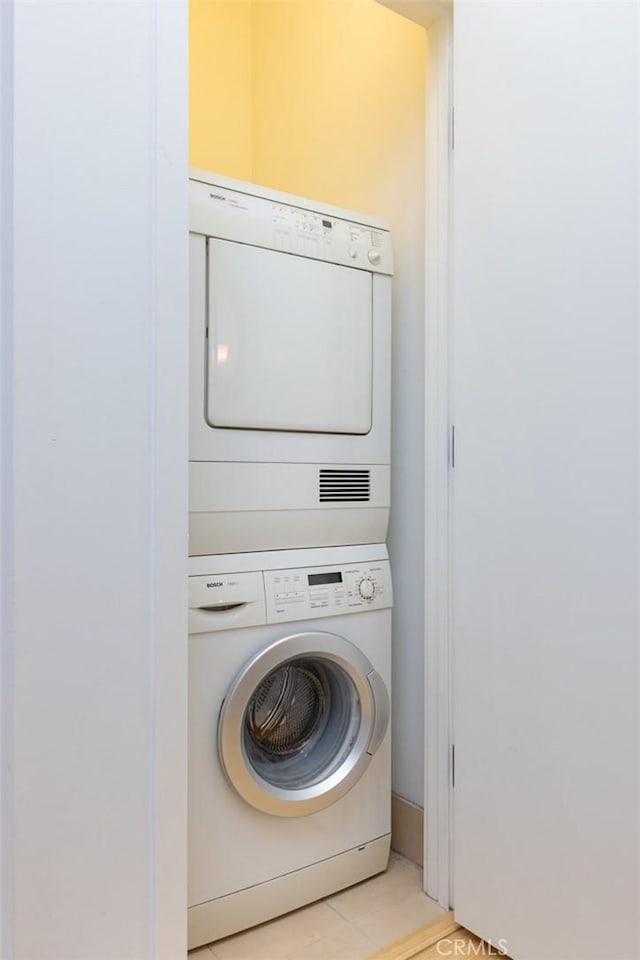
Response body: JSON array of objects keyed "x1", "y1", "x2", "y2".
[
  {"x1": 423, "y1": 6, "x2": 454, "y2": 910},
  {"x1": 0, "y1": 4, "x2": 14, "y2": 953},
  {"x1": 379, "y1": 0, "x2": 454, "y2": 907}
]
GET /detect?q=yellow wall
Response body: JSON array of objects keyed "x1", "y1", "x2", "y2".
[
  {"x1": 251, "y1": 1, "x2": 425, "y2": 217},
  {"x1": 189, "y1": 0, "x2": 426, "y2": 220},
  {"x1": 189, "y1": 0, "x2": 253, "y2": 180}
]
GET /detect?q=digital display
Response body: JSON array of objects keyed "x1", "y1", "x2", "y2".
[
  {"x1": 308, "y1": 572, "x2": 342, "y2": 586},
  {"x1": 322, "y1": 219, "x2": 332, "y2": 229}
]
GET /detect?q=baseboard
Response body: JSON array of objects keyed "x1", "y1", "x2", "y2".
[{"x1": 391, "y1": 793, "x2": 424, "y2": 866}]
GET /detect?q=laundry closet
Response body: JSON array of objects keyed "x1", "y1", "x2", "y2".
[{"x1": 188, "y1": 0, "x2": 428, "y2": 947}]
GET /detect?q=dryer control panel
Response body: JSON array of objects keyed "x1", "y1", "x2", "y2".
[
  {"x1": 264, "y1": 560, "x2": 392, "y2": 623},
  {"x1": 190, "y1": 177, "x2": 393, "y2": 276}
]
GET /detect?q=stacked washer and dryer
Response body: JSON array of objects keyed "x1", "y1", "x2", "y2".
[{"x1": 188, "y1": 170, "x2": 394, "y2": 949}]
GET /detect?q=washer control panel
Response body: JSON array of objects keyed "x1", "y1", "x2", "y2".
[{"x1": 264, "y1": 560, "x2": 392, "y2": 623}]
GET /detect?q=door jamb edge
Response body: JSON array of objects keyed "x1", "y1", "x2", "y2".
[{"x1": 423, "y1": 7, "x2": 454, "y2": 910}]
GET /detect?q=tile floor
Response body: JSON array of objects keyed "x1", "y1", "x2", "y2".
[{"x1": 189, "y1": 851, "x2": 446, "y2": 960}]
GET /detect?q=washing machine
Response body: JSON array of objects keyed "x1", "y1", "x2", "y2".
[{"x1": 188, "y1": 543, "x2": 392, "y2": 950}]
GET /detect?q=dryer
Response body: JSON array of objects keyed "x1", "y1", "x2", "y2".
[
  {"x1": 189, "y1": 171, "x2": 393, "y2": 556},
  {"x1": 188, "y1": 543, "x2": 392, "y2": 949}
]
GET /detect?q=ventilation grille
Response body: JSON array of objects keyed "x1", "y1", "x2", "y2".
[{"x1": 319, "y1": 469, "x2": 371, "y2": 503}]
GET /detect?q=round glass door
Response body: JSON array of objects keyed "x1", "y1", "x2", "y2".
[{"x1": 218, "y1": 631, "x2": 389, "y2": 817}]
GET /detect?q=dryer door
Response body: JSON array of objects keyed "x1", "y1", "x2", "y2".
[
  {"x1": 218, "y1": 631, "x2": 389, "y2": 817},
  {"x1": 207, "y1": 239, "x2": 373, "y2": 435}
]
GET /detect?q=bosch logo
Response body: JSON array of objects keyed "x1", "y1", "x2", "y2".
[
  {"x1": 209, "y1": 193, "x2": 226, "y2": 201},
  {"x1": 206, "y1": 581, "x2": 223, "y2": 588}
]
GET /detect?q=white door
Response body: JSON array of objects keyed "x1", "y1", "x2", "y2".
[
  {"x1": 452, "y1": 3, "x2": 639, "y2": 959},
  {"x1": 207, "y1": 239, "x2": 373, "y2": 434}
]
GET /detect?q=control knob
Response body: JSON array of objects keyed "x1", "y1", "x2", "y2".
[
  {"x1": 358, "y1": 577, "x2": 376, "y2": 601},
  {"x1": 367, "y1": 249, "x2": 381, "y2": 265}
]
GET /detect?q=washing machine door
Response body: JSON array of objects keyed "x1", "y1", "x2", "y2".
[{"x1": 218, "y1": 631, "x2": 389, "y2": 817}]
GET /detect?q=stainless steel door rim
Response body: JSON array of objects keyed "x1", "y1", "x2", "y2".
[{"x1": 218, "y1": 631, "x2": 390, "y2": 817}]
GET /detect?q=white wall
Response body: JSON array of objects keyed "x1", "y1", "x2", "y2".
[
  {"x1": 1, "y1": 3, "x2": 188, "y2": 957},
  {"x1": 452, "y1": 2, "x2": 639, "y2": 957}
]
